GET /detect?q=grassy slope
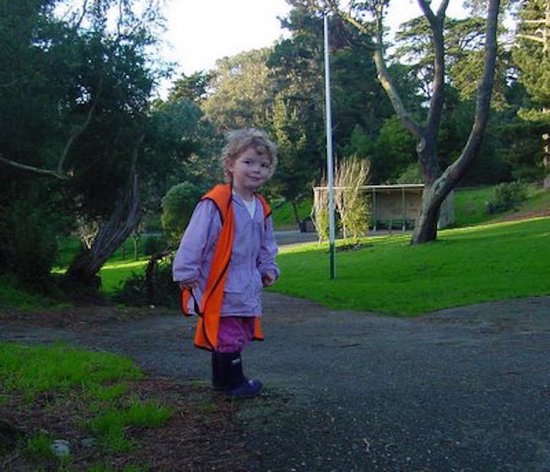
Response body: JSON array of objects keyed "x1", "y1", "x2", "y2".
[
  {"x1": 453, "y1": 184, "x2": 550, "y2": 227},
  {"x1": 271, "y1": 217, "x2": 550, "y2": 315}
]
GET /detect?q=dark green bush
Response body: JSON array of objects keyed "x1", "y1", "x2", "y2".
[
  {"x1": 1, "y1": 198, "x2": 59, "y2": 292},
  {"x1": 486, "y1": 181, "x2": 528, "y2": 214}
]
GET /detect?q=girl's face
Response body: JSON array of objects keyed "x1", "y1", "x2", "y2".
[{"x1": 228, "y1": 146, "x2": 271, "y2": 199}]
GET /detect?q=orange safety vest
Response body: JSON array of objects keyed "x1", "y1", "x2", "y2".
[{"x1": 180, "y1": 184, "x2": 271, "y2": 351}]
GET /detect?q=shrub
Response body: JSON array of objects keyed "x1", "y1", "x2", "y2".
[
  {"x1": 161, "y1": 182, "x2": 203, "y2": 247},
  {"x1": 312, "y1": 157, "x2": 370, "y2": 242},
  {"x1": 396, "y1": 163, "x2": 422, "y2": 184},
  {"x1": 334, "y1": 157, "x2": 370, "y2": 241},
  {"x1": 486, "y1": 181, "x2": 528, "y2": 214},
  {"x1": 1, "y1": 197, "x2": 59, "y2": 292}
]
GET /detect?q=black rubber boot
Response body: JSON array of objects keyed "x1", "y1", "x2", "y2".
[
  {"x1": 217, "y1": 352, "x2": 262, "y2": 399},
  {"x1": 211, "y1": 351, "x2": 228, "y2": 391}
]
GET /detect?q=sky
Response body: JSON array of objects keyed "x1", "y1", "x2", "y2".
[
  {"x1": 158, "y1": 0, "x2": 468, "y2": 93},
  {"x1": 160, "y1": 0, "x2": 292, "y2": 76}
]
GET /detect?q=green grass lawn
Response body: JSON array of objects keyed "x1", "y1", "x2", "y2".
[
  {"x1": 56, "y1": 187, "x2": 550, "y2": 312},
  {"x1": 100, "y1": 259, "x2": 149, "y2": 294},
  {"x1": 270, "y1": 216, "x2": 550, "y2": 315}
]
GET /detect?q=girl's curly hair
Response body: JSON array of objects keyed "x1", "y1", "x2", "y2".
[{"x1": 220, "y1": 128, "x2": 278, "y2": 182}]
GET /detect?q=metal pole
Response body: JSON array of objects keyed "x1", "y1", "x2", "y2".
[{"x1": 324, "y1": 12, "x2": 335, "y2": 279}]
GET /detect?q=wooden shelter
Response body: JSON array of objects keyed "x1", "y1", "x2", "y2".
[{"x1": 313, "y1": 184, "x2": 455, "y2": 232}]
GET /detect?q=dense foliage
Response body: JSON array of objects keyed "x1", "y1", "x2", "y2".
[{"x1": 0, "y1": 0, "x2": 213, "y2": 293}]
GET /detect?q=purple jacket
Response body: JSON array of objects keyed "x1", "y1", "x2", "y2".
[{"x1": 172, "y1": 192, "x2": 279, "y2": 317}]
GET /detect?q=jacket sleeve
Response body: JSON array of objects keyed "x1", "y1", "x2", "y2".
[
  {"x1": 258, "y1": 214, "x2": 280, "y2": 279},
  {"x1": 172, "y1": 199, "x2": 220, "y2": 283}
]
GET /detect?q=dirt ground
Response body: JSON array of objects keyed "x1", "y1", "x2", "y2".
[{"x1": 1, "y1": 293, "x2": 550, "y2": 471}]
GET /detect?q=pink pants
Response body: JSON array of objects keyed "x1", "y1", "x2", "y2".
[{"x1": 217, "y1": 316, "x2": 255, "y2": 353}]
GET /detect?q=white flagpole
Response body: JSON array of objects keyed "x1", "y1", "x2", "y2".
[{"x1": 324, "y1": 11, "x2": 335, "y2": 279}]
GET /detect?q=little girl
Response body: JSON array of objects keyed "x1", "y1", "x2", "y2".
[{"x1": 172, "y1": 128, "x2": 279, "y2": 399}]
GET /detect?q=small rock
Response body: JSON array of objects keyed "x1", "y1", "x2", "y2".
[{"x1": 51, "y1": 439, "x2": 71, "y2": 457}]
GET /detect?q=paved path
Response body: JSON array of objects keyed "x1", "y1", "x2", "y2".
[
  {"x1": 2, "y1": 293, "x2": 550, "y2": 471},
  {"x1": 274, "y1": 229, "x2": 318, "y2": 246}
]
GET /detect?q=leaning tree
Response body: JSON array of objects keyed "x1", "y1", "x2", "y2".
[
  {"x1": 0, "y1": 0, "x2": 166, "y2": 290},
  {"x1": 333, "y1": 0, "x2": 501, "y2": 243}
]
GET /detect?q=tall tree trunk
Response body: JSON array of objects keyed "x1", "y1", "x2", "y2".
[
  {"x1": 411, "y1": 0, "x2": 500, "y2": 244},
  {"x1": 414, "y1": 183, "x2": 440, "y2": 243},
  {"x1": 65, "y1": 134, "x2": 144, "y2": 292},
  {"x1": 65, "y1": 170, "x2": 141, "y2": 290}
]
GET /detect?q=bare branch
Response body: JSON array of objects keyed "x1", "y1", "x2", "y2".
[
  {"x1": 373, "y1": 48, "x2": 423, "y2": 138},
  {"x1": 417, "y1": 0, "x2": 436, "y2": 24},
  {"x1": 435, "y1": 0, "x2": 450, "y2": 21},
  {"x1": 337, "y1": 9, "x2": 369, "y2": 35},
  {"x1": 0, "y1": 79, "x2": 102, "y2": 179},
  {"x1": 443, "y1": 0, "x2": 500, "y2": 185},
  {"x1": 0, "y1": 153, "x2": 69, "y2": 179},
  {"x1": 336, "y1": 6, "x2": 422, "y2": 138},
  {"x1": 57, "y1": 79, "x2": 102, "y2": 175},
  {"x1": 73, "y1": 0, "x2": 89, "y2": 30}
]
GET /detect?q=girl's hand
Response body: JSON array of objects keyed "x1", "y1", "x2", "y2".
[
  {"x1": 262, "y1": 270, "x2": 276, "y2": 287},
  {"x1": 179, "y1": 280, "x2": 198, "y2": 290}
]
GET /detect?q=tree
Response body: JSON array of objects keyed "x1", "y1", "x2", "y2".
[
  {"x1": 336, "y1": 0, "x2": 501, "y2": 243},
  {"x1": 142, "y1": 99, "x2": 221, "y2": 220},
  {"x1": 202, "y1": 49, "x2": 275, "y2": 130},
  {"x1": 512, "y1": 0, "x2": 550, "y2": 184},
  {"x1": 270, "y1": 97, "x2": 313, "y2": 223},
  {"x1": 65, "y1": 138, "x2": 143, "y2": 289},
  {"x1": 372, "y1": 116, "x2": 417, "y2": 182},
  {"x1": 266, "y1": 0, "x2": 398, "y2": 217},
  {"x1": 168, "y1": 71, "x2": 212, "y2": 104},
  {"x1": 267, "y1": 5, "x2": 328, "y2": 193},
  {"x1": 271, "y1": 1, "x2": 395, "y2": 166},
  {"x1": 0, "y1": 0, "x2": 168, "y2": 291},
  {"x1": 393, "y1": 13, "x2": 509, "y2": 106}
]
